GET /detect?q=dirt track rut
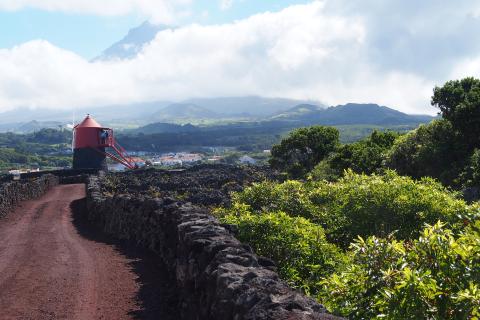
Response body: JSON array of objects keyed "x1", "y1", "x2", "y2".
[{"x1": 0, "y1": 184, "x2": 175, "y2": 320}]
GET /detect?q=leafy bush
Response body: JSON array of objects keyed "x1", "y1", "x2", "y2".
[
  {"x1": 229, "y1": 180, "x2": 319, "y2": 221},
  {"x1": 220, "y1": 211, "x2": 347, "y2": 295},
  {"x1": 223, "y1": 171, "x2": 478, "y2": 247},
  {"x1": 310, "y1": 170, "x2": 478, "y2": 247},
  {"x1": 319, "y1": 221, "x2": 480, "y2": 319}
]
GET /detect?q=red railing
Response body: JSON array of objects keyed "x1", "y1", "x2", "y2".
[{"x1": 95, "y1": 129, "x2": 136, "y2": 170}]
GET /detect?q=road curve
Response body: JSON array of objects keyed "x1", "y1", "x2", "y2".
[{"x1": 0, "y1": 184, "x2": 173, "y2": 320}]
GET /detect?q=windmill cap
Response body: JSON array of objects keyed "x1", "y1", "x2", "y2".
[{"x1": 75, "y1": 115, "x2": 102, "y2": 128}]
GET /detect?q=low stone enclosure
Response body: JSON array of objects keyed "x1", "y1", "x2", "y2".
[
  {"x1": 0, "y1": 174, "x2": 59, "y2": 218},
  {"x1": 86, "y1": 166, "x2": 342, "y2": 320},
  {"x1": 0, "y1": 166, "x2": 342, "y2": 319}
]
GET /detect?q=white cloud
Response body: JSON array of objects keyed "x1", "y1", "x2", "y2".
[
  {"x1": 220, "y1": 0, "x2": 234, "y2": 11},
  {"x1": 0, "y1": 0, "x2": 192, "y2": 24},
  {"x1": 0, "y1": 0, "x2": 479, "y2": 114}
]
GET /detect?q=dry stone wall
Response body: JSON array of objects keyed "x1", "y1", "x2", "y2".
[
  {"x1": 86, "y1": 176, "x2": 341, "y2": 320},
  {"x1": 18, "y1": 169, "x2": 99, "y2": 185},
  {"x1": 0, "y1": 174, "x2": 59, "y2": 218}
]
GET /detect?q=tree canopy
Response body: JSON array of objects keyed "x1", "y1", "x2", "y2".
[
  {"x1": 269, "y1": 126, "x2": 339, "y2": 178},
  {"x1": 432, "y1": 77, "x2": 480, "y2": 149}
]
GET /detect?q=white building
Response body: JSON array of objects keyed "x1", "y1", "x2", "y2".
[{"x1": 239, "y1": 155, "x2": 257, "y2": 165}]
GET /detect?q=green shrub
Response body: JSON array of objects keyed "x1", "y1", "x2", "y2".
[
  {"x1": 309, "y1": 158, "x2": 341, "y2": 182},
  {"x1": 319, "y1": 221, "x2": 480, "y2": 319},
  {"x1": 310, "y1": 170, "x2": 478, "y2": 247},
  {"x1": 220, "y1": 211, "x2": 348, "y2": 295},
  {"x1": 223, "y1": 171, "x2": 479, "y2": 247},
  {"x1": 229, "y1": 180, "x2": 319, "y2": 221}
]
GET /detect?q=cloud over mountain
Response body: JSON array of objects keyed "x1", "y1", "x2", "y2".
[{"x1": 0, "y1": 0, "x2": 479, "y2": 114}]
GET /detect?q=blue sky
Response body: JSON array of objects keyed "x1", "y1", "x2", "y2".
[{"x1": 0, "y1": 0, "x2": 310, "y2": 59}]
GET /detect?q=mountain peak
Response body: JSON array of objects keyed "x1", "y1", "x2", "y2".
[{"x1": 93, "y1": 21, "x2": 170, "y2": 61}]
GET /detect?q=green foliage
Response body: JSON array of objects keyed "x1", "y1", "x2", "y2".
[
  {"x1": 0, "y1": 128, "x2": 71, "y2": 146},
  {"x1": 336, "y1": 124, "x2": 419, "y2": 144},
  {"x1": 269, "y1": 126, "x2": 339, "y2": 178},
  {"x1": 218, "y1": 172, "x2": 480, "y2": 318},
  {"x1": 0, "y1": 128, "x2": 72, "y2": 171},
  {"x1": 0, "y1": 147, "x2": 29, "y2": 164},
  {"x1": 213, "y1": 79, "x2": 480, "y2": 318},
  {"x1": 26, "y1": 128, "x2": 72, "y2": 144},
  {"x1": 385, "y1": 120, "x2": 468, "y2": 186},
  {"x1": 120, "y1": 122, "x2": 287, "y2": 153},
  {"x1": 470, "y1": 149, "x2": 480, "y2": 186},
  {"x1": 460, "y1": 149, "x2": 480, "y2": 188},
  {"x1": 432, "y1": 77, "x2": 480, "y2": 149},
  {"x1": 320, "y1": 221, "x2": 480, "y2": 319},
  {"x1": 314, "y1": 170, "x2": 477, "y2": 247},
  {"x1": 224, "y1": 171, "x2": 478, "y2": 247},
  {"x1": 229, "y1": 180, "x2": 319, "y2": 220},
  {"x1": 220, "y1": 211, "x2": 348, "y2": 295},
  {"x1": 385, "y1": 78, "x2": 480, "y2": 188},
  {"x1": 312, "y1": 130, "x2": 398, "y2": 181},
  {"x1": 309, "y1": 159, "x2": 340, "y2": 182}
]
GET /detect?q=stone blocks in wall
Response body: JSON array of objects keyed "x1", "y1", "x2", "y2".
[
  {"x1": 0, "y1": 174, "x2": 59, "y2": 218},
  {"x1": 86, "y1": 176, "x2": 342, "y2": 320}
]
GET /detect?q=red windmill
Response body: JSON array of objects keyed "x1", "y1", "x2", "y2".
[{"x1": 72, "y1": 115, "x2": 136, "y2": 170}]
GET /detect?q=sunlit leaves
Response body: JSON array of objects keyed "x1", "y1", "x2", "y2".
[
  {"x1": 320, "y1": 222, "x2": 480, "y2": 319},
  {"x1": 220, "y1": 211, "x2": 348, "y2": 295}
]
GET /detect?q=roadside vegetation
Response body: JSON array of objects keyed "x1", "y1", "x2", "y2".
[{"x1": 216, "y1": 78, "x2": 480, "y2": 319}]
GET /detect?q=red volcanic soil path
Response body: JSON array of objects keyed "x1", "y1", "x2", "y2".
[{"x1": 0, "y1": 184, "x2": 176, "y2": 320}]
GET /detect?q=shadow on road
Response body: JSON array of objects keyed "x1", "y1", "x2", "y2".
[{"x1": 70, "y1": 198, "x2": 179, "y2": 320}]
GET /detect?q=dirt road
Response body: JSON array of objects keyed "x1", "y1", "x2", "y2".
[{"x1": 0, "y1": 184, "x2": 176, "y2": 320}]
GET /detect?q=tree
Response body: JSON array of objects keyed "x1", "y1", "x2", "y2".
[
  {"x1": 385, "y1": 119, "x2": 468, "y2": 186},
  {"x1": 432, "y1": 77, "x2": 480, "y2": 149},
  {"x1": 269, "y1": 126, "x2": 339, "y2": 178},
  {"x1": 329, "y1": 130, "x2": 398, "y2": 176}
]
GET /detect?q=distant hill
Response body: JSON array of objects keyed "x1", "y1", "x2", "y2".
[
  {"x1": 0, "y1": 120, "x2": 66, "y2": 134},
  {"x1": 151, "y1": 103, "x2": 220, "y2": 122},
  {"x1": 270, "y1": 103, "x2": 434, "y2": 125},
  {"x1": 17, "y1": 120, "x2": 65, "y2": 133},
  {"x1": 0, "y1": 96, "x2": 317, "y2": 128},
  {"x1": 184, "y1": 96, "x2": 325, "y2": 117},
  {"x1": 0, "y1": 102, "x2": 171, "y2": 130},
  {"x1": 0, "y1": 101, "x2": 434, "y2": 132},
  {"x1": 130, "y1": 103, "x2": 434, "y2": 144},
  {"x1": 271, "y1": 104, "x2": 324, "y2": 120},
  {"x1": 132, "y1": 122, "x2": 199, "y2": 134}
]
